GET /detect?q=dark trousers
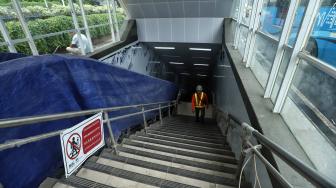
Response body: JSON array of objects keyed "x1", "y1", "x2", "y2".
[{"x1": 195, "y1": 107, "x2": 205, "y2": 123}]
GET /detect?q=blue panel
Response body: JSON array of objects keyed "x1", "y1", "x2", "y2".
[
  {"x1": 0, "y1": 54, "x2": 177, "y2": 188},
  {"x1": 0, "y1": 52, "x2": 26, "y2": 62}
]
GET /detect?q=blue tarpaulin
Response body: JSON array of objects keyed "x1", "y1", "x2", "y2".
[
  {"x1": 0, "y1": 52, "x2": 26, "y2": 63},
  {"x1": 0, "y1": 54, "x2": 177, "y2": 188}
]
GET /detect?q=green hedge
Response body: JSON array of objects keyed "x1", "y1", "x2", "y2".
[{"x1": 0, "y1": 13, "x2": 119, "y2": 54}]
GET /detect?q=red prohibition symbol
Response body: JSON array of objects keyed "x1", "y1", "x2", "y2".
[{"x1": 66, "y1": 133, "x2": 81, "y2": 160}]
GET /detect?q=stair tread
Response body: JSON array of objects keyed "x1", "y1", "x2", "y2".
[
  {"x1": 153, "y1": 127, "x2": 224, "y2": 136},
  {"x1": 148, "y1": 128, "x2": 226, "y2": 140},
  {"x1": 130, "y1": 135, "x2": 232, "y2": 155},
  {"x1": 146, "y1": 129, "x2": 225, "y2": 144},
  {"x1": 122, "y1": 139, "x2": 237, "y2": 164},
  {"x1": 58, "y1": 176, "x2": 115, "y2": 188},
  {"x1": 99, "y1": 150, "x2": 237, "y2": 186},
  {"x1": 83, "y1": 160, "x2": 198, "y2": 188}
]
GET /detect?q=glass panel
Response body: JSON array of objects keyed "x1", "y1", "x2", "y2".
[
  {"x1": 238, "y1": 25, "x2": 248, "y2": 55},
  {"x1": 259, "y1": 0, "x2": 290, "y2": 39},
  {"x1": 287, "y1": 0, "x2": 309, "y2": 46},
  {"x1": 2, "y1": 2, "x2": 25, "y2": 40},
  {"x1": 232, "y1": 0, "x2": 241, "y2": 19},
  {"x1": 304, "y1": 0, "x2": 336, "y2": 68},
  {"x1": 241, "y1": 0, "x2": 254, "y2": 25},
  {"x1": 271, "y1": 47, "x2": 293, "y2": 102},
  {"x1": 0, "y1": 31, "x2": 9, "y2": 52},
  {"x1": 284, "y1": 59, "x2": 336, "y2": 144},
  {"x1": 250, "y1": 33, "x2": 278, "y2": 88}
]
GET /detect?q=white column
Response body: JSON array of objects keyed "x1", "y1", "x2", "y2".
[
  {"x1": 0, "y1": 18, "x2": 17, "y2": 53},
  {"x1": 78, "y1": 0, "x2": 94, "y2": 52},
  {"x1": 234, "y1": 0, "x2": 245, "y2": 49},
  {"x1": 68, "y1": 0, "x2": 86, "y2": 55},
  {"x1": 44, "y1": 0, "x2": 49, "y2": 8},
  {"x1": 245, "y1": 0, "x2": 263, "y2": 67},
  {"x1": 243, "y1": 0, "x2": 259, "y2": 63},
  {"x1": 273, "y1": 0, "x2": 322, "y2": 113},
  {"x1": 11, "y1": 0, "x2": 38, "y2": 55},
  {"x1": 106, "y1": 0, "x2": 116, "y2": 42},
  {"x1": 264, "y1": 0, "x2": 299, "y2": 98},
  {"x1": 61, "y1": 0, "x2": 65, "y2": 6},
  {"x1": 112, "y1": 0, "x2": 120, "y2": 41}
]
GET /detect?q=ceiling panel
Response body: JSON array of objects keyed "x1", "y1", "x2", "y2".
[{"x1": 122, "y1": 0, "x2": 233, "y2": 18}]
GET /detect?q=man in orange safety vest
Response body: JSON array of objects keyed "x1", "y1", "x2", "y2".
[{"x1": 191, "y1": 85, "x2": 208, "y2": 123}]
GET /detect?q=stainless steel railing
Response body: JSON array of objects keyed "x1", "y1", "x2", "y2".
[
  {"x1": 226, "y1": 114, "x2": 336, "y2": 188},
  {"x1": 0, "y1": 100, "x2": 176, "y2": 152}
]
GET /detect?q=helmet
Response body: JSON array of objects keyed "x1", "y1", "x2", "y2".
[{"x1": 196, "y1": 85, "x2": 203, "y2": 92}]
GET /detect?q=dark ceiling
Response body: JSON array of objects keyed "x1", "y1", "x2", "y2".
[{"x1": 145, "y1": 42, "x2": 221, "y2": 101}]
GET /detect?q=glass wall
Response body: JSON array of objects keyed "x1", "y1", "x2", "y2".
[
  {"x1": 241, "y1": 0, "x2": 254, "y2": 25},
  {"x1": 304, "y1": 0, "x2": 336, "y2": 67},
  {"x1": 238, "y1": 25, "x2": 249, "y2": 55},
  {"x1": 287, "y1": 0, "x2": 309, "y2": 46}
]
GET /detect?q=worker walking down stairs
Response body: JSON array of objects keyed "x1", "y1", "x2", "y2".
[{"x1": 191, "y1": 85, "x2": 209, "y2": 123}]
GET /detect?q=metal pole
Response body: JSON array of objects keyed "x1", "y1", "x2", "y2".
[
  {"x1": 0, "y1": 18, "x2": 17, "y2": 53},
  {"x1": 159, "y1": 104, "x2": 162, "y2": 125},
  {"x1": 11, "y1": 0, "x2": 38, "y2": 55},
  {"x1": 106, "y1": 0, "x2": 116, "y2": 42},
  {"x1": 112, "y1": 0, "x2": 120, "y2": 41},
  {"x1": 104, "y1": 112, "x2": 118, "y2": 154},
  {"x1": 168, "y1": 104, "x2": 171, "y2": 118},
  {"x1": 243, "y1": 0, "x2": 259, "y2": 63},
  {"x1": 68, "y1": 0, "x2": 86, "y2": 55},
  {"x1": 44, "y1": 0, "x2": 49, "y2": 8},
  {"x1": 61, "y1": 0, "x2": 65, "y2": 6},
  {"x1": 142, "y1": 106, "x2": 147, "y2": 130},
  {"x1": 78, "y1": 0, "x2": 94, "y2": 52}
]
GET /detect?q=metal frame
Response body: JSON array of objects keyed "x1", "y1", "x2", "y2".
[
  {"x1": 112, "y1": 0, "x2": 120, "y2": 41},
  {"x1": 242, "y1": 0, "x2": 258, "y2": 63},
  {"x1": 0, "y1": 17, "x2": 17, "y2": 53},
  {"x1": 11, "y1": 0, "x2": 39, "y2": 55},
  {"x1": 78, "y1": 0, "x2": 94, "y2": 52},
  {"x1": 0, "y1": 100, "x2": 176, "y2": 152},
  {"x1": 68, "y1": 0, "x2": 86, "y2": 55},
  {"x1": 106, "y1": 0, "x2": 116, "y2": 42},
  {"x1": 244, "y1": 0, "x2": 263, "y2": 67},
  {"x1": 264, "y1": 0, "x2": 299, "y2": 98},
  {"x1": 273, "y1": 0, "x2": 322, "y2": 113},
  {"x1": 234, "y1": 0, "x2": 245, "y2": 49}
]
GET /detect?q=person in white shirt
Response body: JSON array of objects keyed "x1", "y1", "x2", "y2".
[{"x1": 66, "y1": 31, "x2": 93, "y2": 55}]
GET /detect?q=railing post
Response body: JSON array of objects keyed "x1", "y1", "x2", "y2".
[
  {"x1": 168, "y1": 103, "x2": 171, "y2": 118},
  {"x1": 142, "y1": 106, "x2": 147, "y2": 131},
  {"x1": 103, "y1": 112, "x2": 118, "y2": 154},
  {"x1": 159, "y1": 104, "x2": 163, "y2": 125}
]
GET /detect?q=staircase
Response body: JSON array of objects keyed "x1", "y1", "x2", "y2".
[{"x1": 41, "y1": 116, "x2": 242, "y2": 188}]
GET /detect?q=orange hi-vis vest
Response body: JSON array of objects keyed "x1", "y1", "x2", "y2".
[{"x1": 192, "y1": 92, "x2": 208, "y2": 110}]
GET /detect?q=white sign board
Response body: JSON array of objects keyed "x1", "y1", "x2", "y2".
[{"x1": 60, "y1": 112, "x2": 105, "y2": 177}]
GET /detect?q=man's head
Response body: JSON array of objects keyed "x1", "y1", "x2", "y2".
[{"x1": 196, "y1": 85, "x2": 203, "y2": 93}]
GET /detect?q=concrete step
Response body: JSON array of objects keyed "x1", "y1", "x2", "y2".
[
  {"x1": 81, "y1": 160, "x2": 197, "y2": 188},
  {"x1": 130, "y1": 135, "x2": 233, "y2": 156},
  {"x1": 152, "y1": 126, "x2": 224, "y2": 137},
  {"x1": 148, "y1": 127, "x2": 226, "y2": 140},
  {"x1": 146, "y1": 129, "x2": 225, "y2": 144},
  {"x1": 97, "y1": 153, "x2": 236, "y2": 188},
  {"x1": 136, "y1": 131, "x2": 228, "y2": 149},
  {"x1": 58, "y1": 176, "x2": 115, "y2": 188}
]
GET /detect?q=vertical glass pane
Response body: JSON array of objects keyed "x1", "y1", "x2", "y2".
[
  {"x1": 250, "y1": 33, "x2": 278, "y2": 88},
  {"x1": 285, "y1": 59, "x2": 336, "y2": 144},
  {"x1": 304, "y1": 0, "x2": 336, "y2": 67},
  {"x1": 232, "y1": 0, "x2": 241, "y2": 19},
  {"x1": 259, "y1": 0, "x2": 290, "y2": 39},
  {"x1": 242, "y1": 0, "x2": 254, "y2": 25},
  {"x1": 238, "y1": 25, "x2": 248, "y2": 55},
  {"x1": 271, "y1": 47, "x2": 293, "y2": 102},
  {"x1": 287, "y1": 0, "x2": 309, "y2": 46},
  {"x1": 0, "y1": 31, "x2": 9, "y2": 52}
]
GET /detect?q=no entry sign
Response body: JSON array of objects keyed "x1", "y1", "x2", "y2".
[{"x1": 60, "y1": 113, "x2": 104, "y2": 177}]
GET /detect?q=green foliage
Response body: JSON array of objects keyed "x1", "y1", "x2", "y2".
[{"x1": 0, "y1": 13, "x2": 116, "y2": 54}]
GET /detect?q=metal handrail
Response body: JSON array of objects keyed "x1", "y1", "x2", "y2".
[
  {"x1": 0, "y1": 100, "x2": 176, "y2": 152},
  {"x1": 227, "y1": 114, "x2": 336, "y2": 188},
  {"x1": 0, "y1": 100, "x2": 175, "y2": 128}
]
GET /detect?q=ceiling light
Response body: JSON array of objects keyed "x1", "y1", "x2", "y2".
[
  {"x1": 180, "y1": 73, "x2": 190, "y2": 75},
  {"x1": 154, "y1": 46, "x2": 175, "y2": 50},
  {"x1": 193, "y1": 63, "x2": 209, "y2": 66},
  {"x1": 149, "y1": 61, "x2": 160, "y2": 64},
  {"x1": 189, "y1": 48, "x2": 212, "y2": 51},
  {"x1": 213, "y1": 75, "x2": 225, "y2": 78},
  {"x1": 218, "y1": 64, "x2": 230, "y2": 68},
  {"x1": 169, "y1": 62, "x2": 184, "y2": 65},
  {"x1": 163, "y1": 55, "x2": 180, "y2": 58},
  {"x1": 197, "y1": 74, "x2": 208, "y2": 77},
  {"x1": 131, "y1": 46, "x2": 142, "y2": 49}
]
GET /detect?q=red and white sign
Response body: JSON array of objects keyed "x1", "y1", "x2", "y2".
[{"x1": 60, "y1": 113, "x2": 104, "y2": 178}]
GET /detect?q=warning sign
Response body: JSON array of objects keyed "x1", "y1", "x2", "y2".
[{"x1": 60, "y1": 113, "x2": 104, "y2": 178}]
